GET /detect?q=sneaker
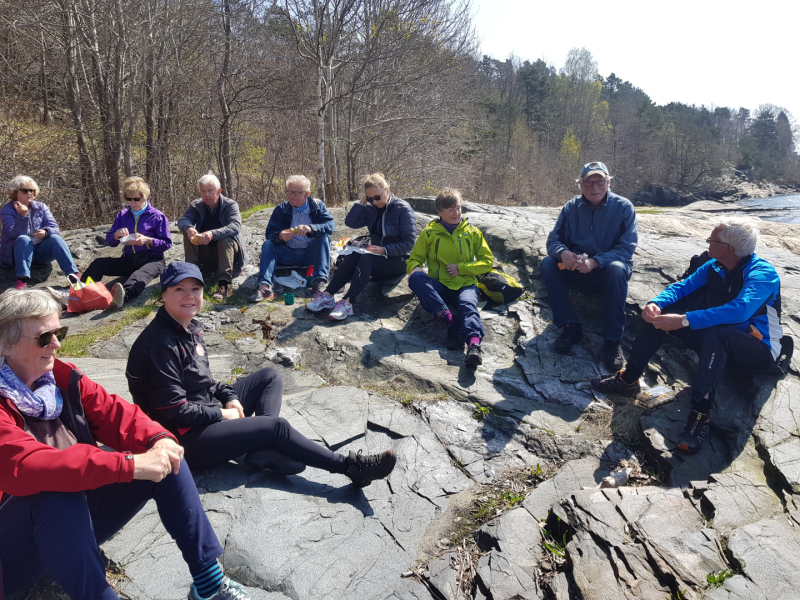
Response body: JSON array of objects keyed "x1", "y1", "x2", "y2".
[
  {"x1": 244, "y1": 447, "x2": 306, "y2": 475},
  {"x1": 310, "y1": 278, "x2": 327, "y2": 294},
  {"x1": 603, "y1": 340, "x2": 624, "y2": 371},
  {"x1": 447, "y1": 324, "x2": 463, "y2": 352},
  {"x1": 15, "y1": 279, "x2": 27, "y2": 291},
  {"x1": 465, "y1": 344, "x2": 483, "y2": 367},
  {"x1": 329, "y1": 299, "x2": 353, "y2": 321},
  {"x1": 68, "y1": 273, "x2": 81, "y2": 286},
  {"x1": 345, "y1": 449, "x2": 396, "y2": 488},
  {"x1": 188, "y1": 577, "x2": 250, "y2": 600},
  {"x1": 554, "y1": 323, "x2": 583, "y2": 354},
  {"x1": 46, "y1": 286, "x2": 69, "y2": 308},
  {"x1": 109, "y1": 283, "x2": 125, "y2": 310},
  {"x1": 306, "y1": 291, "x2": 336, "y2": 312},
  {"x1": 250, "y1": 283, "x2": 274, "y2": 303},
  {"x1": 677, "y1": 410, "x2": 710, "y2": 453},
  {"x1": 590, "y1": 371, "x2": 640, "y2": 397}
]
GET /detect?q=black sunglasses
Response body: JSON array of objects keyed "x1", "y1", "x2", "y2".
[
  {"x1": 24, "y1": 326, "x2": 69, "y2": 348},
  {"x1": 125, "y1": 197, "x2": 144, "y2": 202},
  {"x1": 366, "y1": 194, "x2": 382, "y2": 203},
  {"x1": 17, "y1": 188, "x2": 35, "y2": 194}
]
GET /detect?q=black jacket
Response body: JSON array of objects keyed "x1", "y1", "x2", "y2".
[
  {"x1": 125, "y1": 307, "x2": 237, "y2": 433},
  {"x1": 344, "y1": 195, "x2": 417, "y2": 257}
]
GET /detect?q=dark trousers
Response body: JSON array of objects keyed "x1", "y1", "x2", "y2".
[
  {"x1": 539, "y1": 255, "x2": 631, "y2": 340},
  {"x1": 327, "y1": 251, "x2": 407, "y2": 301},
  {"x1": 0, "y1": 460, "x2": 222, "y2": 600},
  {"x1": 408, "y1": 271, "x2": 484, "y2": 341},
  {"x1": 178, "y1": 368, "x2": 347, "y2": 473},
  {"x1": 83, "y1": 251, "x2": 166, "y2": 299},
  {"x1": 626, "y1": 298, "x2": 774, "y2": 406},
  {"x1": 183, "y1": 234, "x2": 239, "y2": 283}
]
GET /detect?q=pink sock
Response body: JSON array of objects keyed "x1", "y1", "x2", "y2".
[
  {"x1": 468, "y1": 336, "x2": 480, "y2": 347},
  {"x1": 439, "y1": 310, "x2": 453, "y2": 326}
]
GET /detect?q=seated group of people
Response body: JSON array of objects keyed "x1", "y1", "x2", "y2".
[{"x1": 0, "y1": 161, "x2": 788, "y2": 599}]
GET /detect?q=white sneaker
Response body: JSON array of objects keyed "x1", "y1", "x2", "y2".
[
  {"x1": 329, "y1": 299, "x2": 353, "y2": 321},
  {"x1": 306, "y1": 291, "x2": 336, "y2": 312},
  {"x1": 109, "y1": 282, "x2": 125, "y2": 310},
  {"x1": 46, "y1": 286, "x2": 69, "y2": 309}
]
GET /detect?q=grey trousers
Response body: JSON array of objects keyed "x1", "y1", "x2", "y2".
[{"x1": 183, "y1": 233, "x2": 239, "y2": 282}]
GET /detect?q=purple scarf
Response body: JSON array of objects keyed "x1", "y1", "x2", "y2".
[{"x1": 0, "y1": 360, "x2": 63, "y2": 420}]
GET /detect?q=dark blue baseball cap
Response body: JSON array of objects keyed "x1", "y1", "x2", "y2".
[
  {"x1": 160, "y1": 262, "x2": 205, "y2": 289},
  {"x1": 577, "y1": 161, "x2": 610, "y2": 182}
]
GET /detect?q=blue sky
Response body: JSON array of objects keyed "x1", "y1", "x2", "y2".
[{"x1": 472, "y1": 0, "x2": 799, "y2": 125}]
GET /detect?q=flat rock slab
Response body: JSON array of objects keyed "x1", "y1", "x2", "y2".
[
  {"x1": 753, "y1": 379, "x2": 800, "y2": 493},
  {"x1": 557, "y1": 486, "x2": 728, "y2": 599},
  {"x1": 102, "y1": 386, "x2": 468, "y2": 600}
]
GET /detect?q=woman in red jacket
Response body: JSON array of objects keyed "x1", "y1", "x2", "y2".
[{"x1": 0, "y1": 289, "x2": 251, "y2": 600}]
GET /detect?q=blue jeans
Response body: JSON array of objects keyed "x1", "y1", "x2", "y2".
[
  {"x1": 256, "y1": 234, "x2": 331, "y2": 288},
  {"x1": 0, "y1": 460, "x2": 222, "y2": 600},
  {"x1": 539, "y1": 255, "x2": 631, "y2": 340},
  {"x1": 14, "y1": 234, "x2": 78, "y2": 279},
  {"x1": 408, "y1": 272, "x2": 484, "y2": 341}
]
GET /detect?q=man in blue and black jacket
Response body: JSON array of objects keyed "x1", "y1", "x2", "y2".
[{"x1": 591, "y1": 217, "x2": 784, "y2": 453}]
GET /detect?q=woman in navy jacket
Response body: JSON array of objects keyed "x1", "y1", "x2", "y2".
[
  {"x1": 80, "y1": 176, "x2": 172, "y2": 310},
  {"x1": 305, "y1": 173, "x2": 417, "y2": 320},
  {"x1": 0, "y1": 175, "x2": 79, "y2": 290}
]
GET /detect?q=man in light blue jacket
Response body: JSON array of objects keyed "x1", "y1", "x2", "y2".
[
  {"x1": 590, "y1": 218, "x2": 784, "y2": 453},
  {"x1": 541, "y1": 162, "x2": 638, "y2": 370}
]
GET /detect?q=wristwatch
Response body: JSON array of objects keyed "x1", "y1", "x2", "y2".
[{"x1": 681, "y1": 317, "x2": 690, "y2": 328}]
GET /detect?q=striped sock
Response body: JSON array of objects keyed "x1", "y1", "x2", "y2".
[{"x1": 193, "y1": 560, "x2": 224, "y2": 599}]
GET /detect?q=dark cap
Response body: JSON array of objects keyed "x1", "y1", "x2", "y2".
[{"x1": 160, "y1": 262, "x2": 205, "y2": 289}]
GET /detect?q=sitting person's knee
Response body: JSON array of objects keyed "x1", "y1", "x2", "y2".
[
  {"x1": 408, "y1": 270, "x2": 428, "y2": 287},
  {"x1": 539, "y1": 256, "x2": 559, "y2": 278},
  {"x1": 14, "y1": 235, "x2": 32, "y2": 246},
  {"x1": 605, "y1": 261, "x2": 629, "y2": 279}
]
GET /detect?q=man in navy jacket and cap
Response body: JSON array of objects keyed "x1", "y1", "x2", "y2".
[{"x1": 541, "y1": 161, "x2": 638, "y2": 370}]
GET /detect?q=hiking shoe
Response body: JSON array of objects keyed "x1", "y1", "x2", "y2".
[
  {"x1": 212, "y1": 283, "x2": 233, "y2": 300},
  {"x1": 590, "y1": 371, "x2": 640, "y2": 397},
  {"x1": 310, "y1": 278, "x2": 327, "y2": 294},
  {"x1": 345, "y1": 449, "x2": 396, "y2": 487},
  {"x1": 603, "y1": 340, "x2": 624, "y2": 371},
  {"x1": 68, "y1": 273, "x2": 81, "y2": 286},
  {"x1": 250, "y1": 283, "x2": 274, "y2": 303},
  {"x1": 15, "y1": 279, "x2": 27, "y2": 291},
  {"x1": 465, "y1": 344, "x2": 483, "y2": 367},
  {"x1": 677, "y1": 410, "x2": 710, "y2": 453},
  {"x1": 554, "y1": 323, "x2": 583, "y2": 354},
  {"x1": 109, "y1": 283, "x2": 125, "y2": 310},
  {"x1": 306, "y1": 292, "x2": 336, "y2": 312},
  {"x1": 188, "y1": 577, "x2": 250, "y2": 600},
  {"x1": 447, "y1": 324, "x2": 463, "y2": 352},
  {"x1": 46, "y1": 286, "x2": 69, "y2": 309},
  {"x1": 244, "y1": 447, "x2": 306, "y2": 475},
  {"x1": 329, "y1": 299, "x2": 353, "y2": 321}
]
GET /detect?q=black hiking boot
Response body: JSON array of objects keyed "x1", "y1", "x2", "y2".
[
  {"x1": 603, "y1": 340, "x2": 624, "y2": 371},
  {"x1": 345, "y1": 449, "x2": 396, "y2": 487},
  {"x1": 465, "y1": 344, "x2": 483, "y2": 368},
  {"x1": 554, "y1": 323, "x2": 583, "y2": 354},
  {"x1": 590, "y1": 371, "x2": 640, "y2": 397},
  {"x1": 677, "y1": 410, "x2": 710, "y2": 453}
]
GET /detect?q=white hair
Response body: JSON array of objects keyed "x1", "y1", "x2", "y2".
[
  {"x1": 286, "y1": 175, "x2": 311, "y2": 192},
  {"x1": 197, "y1": 171, "x2": 221, "y2": 191},
  {"x1": 716, "y1": 217, "x2": 759, "y2": 257},
  {"x1": 0, "y1": 289, "x2": 60, "y2": 357},
  {"x1": 6, "y1": 175, "x2": 40, "y2": 199}
]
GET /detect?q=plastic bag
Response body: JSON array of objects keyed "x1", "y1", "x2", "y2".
[{"x1": 67, "y1": 278, "x2": 112, "y2": 313}]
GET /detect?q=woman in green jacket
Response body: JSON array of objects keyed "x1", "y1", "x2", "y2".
[{"x1": 407, "y1": 188, "x2": 494, "y2": 367}]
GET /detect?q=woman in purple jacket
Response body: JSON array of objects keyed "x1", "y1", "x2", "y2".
[
  {"x1": 0, "y1": 175, "x2": 79, "y2": 290},
  {"x1": 81, "y1": 177, "x2": 172, "y2": 309}
]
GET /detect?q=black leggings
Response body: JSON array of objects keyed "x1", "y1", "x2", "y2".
[
  {"x1": 327, "y1": 251, "x2": 407, "y2": 301},
  {"x1": 83, "y1": 251, "x2": 165, "y2": 299},
  {"x1": 177, "y1": 368, "x2": 347, "y2": 473}
]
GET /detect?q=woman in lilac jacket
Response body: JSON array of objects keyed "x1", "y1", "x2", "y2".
[
  {"x1": 81, "y1": 177, "x2": 172, "y2": 310},
  {"x1": 0, "y1": 175, "x2": 79, "y2": 290}
]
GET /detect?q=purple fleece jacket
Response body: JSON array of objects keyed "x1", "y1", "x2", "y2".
[
  {"x1": 106, "y1": 203, "x2": 172, "y2": 256},
  {"x1": 0, "y1": 200, "x2": 61, "y2": 268}
]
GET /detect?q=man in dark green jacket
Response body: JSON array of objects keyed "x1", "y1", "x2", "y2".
[{"x1": 407, "y1": 188, "x2": 494, "y2": 368}]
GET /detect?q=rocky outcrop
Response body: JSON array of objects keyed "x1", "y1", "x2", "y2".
[{"x1": 10, "y1": 198, "x2": 800, "y2": 600}]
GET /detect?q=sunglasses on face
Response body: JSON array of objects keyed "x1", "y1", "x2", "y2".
[
  {"x1": 17, "y1": 189, "x2": 35, "y2": 194},
  {"x1": 125, "y1": 197, "x2": 143, "y2": 202},
  {"x1": 24, "y1": 326, "x2": 69, "y2": 348},
  {"x1": 366, "y1": 194, "x2": 382, "y2": 203}
]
